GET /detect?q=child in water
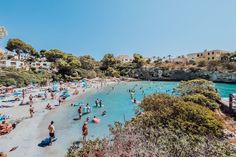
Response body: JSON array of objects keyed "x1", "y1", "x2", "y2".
[
  {"x1": 86, "y1": 117, "x2": 90, "y2": 122},
  {"x1": 102, "y1": 111, "x2": 107, "y2": 116}
]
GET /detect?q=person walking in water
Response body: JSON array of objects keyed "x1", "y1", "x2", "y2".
[
  {"x1": 78, "y1": 106, "x2": 82, "y2": 119},
  {"x1": 82, "y1": 122, "x2": 88, "y2": 142},
  {"x1": 99, "y1": 99, "x2": 102, "y2": 108},
  {"x1": 29, "y1": 105, "x2": 34, "y2": 118},
  {"x1": 48, "y1": 121, "x2": 55, "y2": 146},
  {"x1": 95, "y1": 98, "x2": 99, "y2": 107}
]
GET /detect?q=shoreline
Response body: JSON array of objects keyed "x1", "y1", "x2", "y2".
[
  {"x1": 0, "y1": 78, "x2": 118, "y2": 157},
  {"x1": 0, "y1": 79, "x2": 235, "y2": 157}
]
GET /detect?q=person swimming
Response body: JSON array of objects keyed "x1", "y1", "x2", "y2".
[
  {"x1": 92, "y1": 116, "x2": 100, "y2": 123},
  {"x1": 101, "y1": 111, "x2": 106, "y2": 116},
  {"x1": 86, "y1": 117, "x2": 90, "y2": 122}
]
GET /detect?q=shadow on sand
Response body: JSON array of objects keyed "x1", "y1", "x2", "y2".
[{"x1": 38, "y1": 137, "x2": 57, "y2": 147}]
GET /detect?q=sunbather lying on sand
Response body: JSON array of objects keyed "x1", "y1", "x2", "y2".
[
  {"x1": 0, "y1": 152, "x2": 7, "y2": 157},
  {"x1": 45, "y1": 103, "x2": 54, "y2": 110},
  {"x1": 0, "y1": 121, "x2": 13, "y2": 135}
]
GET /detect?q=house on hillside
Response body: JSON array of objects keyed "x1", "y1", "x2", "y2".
[
  {"x1": 172, "y1": 55, "x2": 187, "y2": 63},
  {"x1": 30, "y1": 61, "x2": 52, "y2": 71},
  {"x1": 116, "y1": 55, "x2": 133, "y2": 63},
  {"x1": 0, "y1": 60, "x2": 26, "y2": 69},
  {"x1": 186, "y1": 50, "x2": 229, "y2": 63}
]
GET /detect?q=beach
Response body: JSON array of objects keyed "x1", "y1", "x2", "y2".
[
  {"x1": 0, "y1": 78, "x2": 119, "y2": 157},
  {"x1": 1, "y1": 80, "x2": 236, "y2": 157}
]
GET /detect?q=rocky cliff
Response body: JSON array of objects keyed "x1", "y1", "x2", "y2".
[{"x1": 129, "y1": 67, "x2": 236, "y2": 83}]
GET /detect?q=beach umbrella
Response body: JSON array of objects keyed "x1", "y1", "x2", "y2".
[
  {"x1": 52, "y1": 85, "x2": 58, "y2": 89},
  {"x1": 13, "y1": 92, "x2": 22, "y2": 96}
]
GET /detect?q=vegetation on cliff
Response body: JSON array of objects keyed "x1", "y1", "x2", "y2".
[
  {"x1": 0, "y1": 68, "x2": 50, "y2": 87},
  {"x1": 1, "y1": 38, "x2": 236, "y2": 86}
]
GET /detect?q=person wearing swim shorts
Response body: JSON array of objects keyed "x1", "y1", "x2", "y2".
[
  {"x1": 82, "y1": 122, "x2": 88, "y2": 142},
  {"x1": 48, "y1": 121, "x2": 55, "y2": 146}
]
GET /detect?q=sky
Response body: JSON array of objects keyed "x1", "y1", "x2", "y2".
[{"x1": 0, "y1": 0, "x2": 236, "y2": 60}]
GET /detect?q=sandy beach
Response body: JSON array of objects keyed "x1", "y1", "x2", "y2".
[{"x1": 0, "y1": 78, "x2": 119, "y2": 157}]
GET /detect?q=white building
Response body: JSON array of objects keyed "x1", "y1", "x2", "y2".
[
  {"x1": 30, "y1": 62, "x2": 51, "y2": 70},
  {"x1": 0, "y1": 60, "x2": 25, "y2": 69},
  {"x1": 172, "y1": 55, "x2": 187, "y2": 63},
  {"x1": 2, "y1": 50, "x2": 31, "y2": 61},
  {"x1": 116, "y1": 55, "x2": 133, "y2": 63},
  {"x1": 186, "y1": 53, "x2": 198, "y2": 62}
]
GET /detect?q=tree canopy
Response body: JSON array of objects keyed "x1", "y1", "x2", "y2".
[
  {"x1": 100, "y1": 53, "x2": 119, "y2": 70},
  {"x1": 6, "y1": 38, "x2": 36, "y2": 56},
  {"x1": 133, "y1": 53, "x2": 145, "y2": 68},
  {"x1": 43, "y1": 49, "x2": 66, "y2": 62}
]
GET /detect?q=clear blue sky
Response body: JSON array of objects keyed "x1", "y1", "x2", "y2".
[{"x1": 1, "y1": 0, "x2": 236, "y2": 60}]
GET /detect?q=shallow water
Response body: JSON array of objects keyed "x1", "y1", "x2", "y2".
[{"x1": 36, "y1": 81, "x2": 236, "y2": 156}]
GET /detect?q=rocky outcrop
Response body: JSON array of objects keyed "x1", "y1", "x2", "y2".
[{"x1": 129, "y1": 67, "x2": 236, "y2": 83}]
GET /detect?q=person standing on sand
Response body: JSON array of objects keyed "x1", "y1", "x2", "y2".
[
  {"x1": 51, "y1": 92, "x2": 54, "y2": 99},
  {"x1": 82, "y1": 122, "x2": 88, "y2": 142},
  {"x1": 29, "y1": 105, "x2": 34, "y2": 118},
  {"x1": 44, "y1": 91, "x2": 47, "y2": 99},
  {"x1": 22, "y1": 89, "x2": 25, "y2": 100},
  {"x1": 48, "y1": 121, "x2": 55, "y2": 146},
  {"x1": 58, "y1": 97, "x2": 62, "y2": 106},
  {"x1": 29, "y1": 94, "x2": 33, "y2": 104}
]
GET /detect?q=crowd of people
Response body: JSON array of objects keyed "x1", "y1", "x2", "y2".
[{"x1": 0, "y1": 79, "x2": 119, "y2": 156}]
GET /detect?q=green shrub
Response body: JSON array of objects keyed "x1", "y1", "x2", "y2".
[
  {"x1": 175, "y1": 79, "x2": 220, "y2": 102},
  {"x1": 183, "y1": 94, "x2": 219, "y2": 110},
  {"x1": 138, "y1": 94, "x2": 223, "y2": 137}
]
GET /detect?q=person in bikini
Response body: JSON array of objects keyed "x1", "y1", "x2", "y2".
[
  {"x1": 29, "y1": 105, "x2": 34, "y2": 118},
  {"x1": 78, "y1": 106, "x2": 82, "y2": 119}
]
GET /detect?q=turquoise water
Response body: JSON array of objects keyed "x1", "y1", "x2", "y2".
[{"x1": 39, "y1": 81, "x2": 236, "y2": 154}]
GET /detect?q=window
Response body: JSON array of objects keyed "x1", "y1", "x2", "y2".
[
  {"x1": 197, "y1": 54, "x2": 199, "y2": 57},
  {"x1": 212, "y1": 51, "x2": 214, "y2": 55},
  {"x1": 43, "y1": 63, "x2": 47, "y2": 66},
  {"x1": 0, "y1": 61, "x2": 6, "y2": 64},
  {"x1": 212, "y1": 57, "x2": 214, "y2": 60},
  {"x1": 208, "y1": 53, "x2": 210, "y2": 55},
  {"x1": 208, "y1": 57, "x2": 210, "y2": 60}
]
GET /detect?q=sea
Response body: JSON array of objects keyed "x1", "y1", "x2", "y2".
[{"x1": 37, "y1": 81, "x2": 236, "y2": 156}]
